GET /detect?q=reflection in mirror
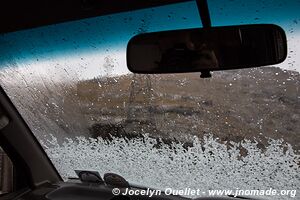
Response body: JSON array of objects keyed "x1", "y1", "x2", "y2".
[{"x1": 127, "y1": 24, "x2": 287, "y2": 74}]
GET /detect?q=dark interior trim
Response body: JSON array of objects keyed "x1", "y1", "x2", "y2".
[
  {"x1": 0, "y1": 87, "x2": 62, "y2": 187},
  {"x1": 0, "y1": 0, "x2": 192, "y2": 34}
]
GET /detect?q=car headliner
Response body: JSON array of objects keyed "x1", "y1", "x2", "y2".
[{"x1": 0, "y1": 0, "x2": 191, "y2": 34}]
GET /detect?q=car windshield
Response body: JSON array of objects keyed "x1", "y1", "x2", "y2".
[{"x1": 0, "y1": 0, "x2": 299, "y2": 199}]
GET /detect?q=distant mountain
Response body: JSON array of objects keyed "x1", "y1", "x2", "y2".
[{"x1": 77, "y1": 67, "x2": 300, "y2": 151}]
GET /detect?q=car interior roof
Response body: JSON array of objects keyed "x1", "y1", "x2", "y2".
[{"x1": 0, "y1": 0, "x2": 191, "y2": 34}]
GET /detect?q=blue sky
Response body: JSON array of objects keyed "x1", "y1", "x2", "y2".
[
  {"x1": 0, "y1": 0, "x2": 299, "y2": 79},
  {"x1": 209, "y1": 0, "x2": 300, "y2": 30}
]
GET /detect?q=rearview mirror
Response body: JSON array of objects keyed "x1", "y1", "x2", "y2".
[{"x1": 127, "y1": 24, "x2": 287, "y2": 74}]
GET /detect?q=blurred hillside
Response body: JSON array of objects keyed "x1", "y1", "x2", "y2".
[
  {"x1": 75, "y1": 67, "x2": 300, "y2": 151},
  {"x1": 1, "y1": 66, "x2": 298, "y2": 150}
]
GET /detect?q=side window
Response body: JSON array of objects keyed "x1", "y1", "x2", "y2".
[{"x1": 0, "y1": 147, "x2": 13, "y2": 195}]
